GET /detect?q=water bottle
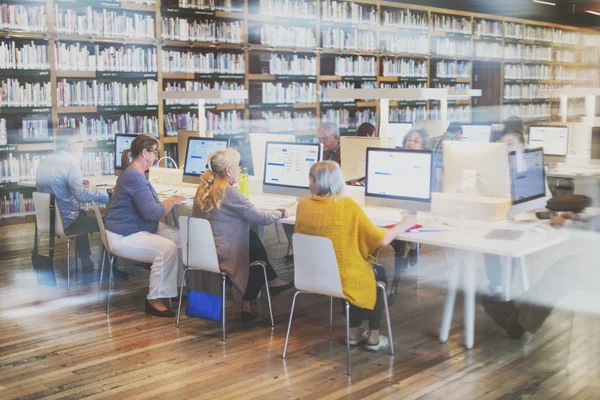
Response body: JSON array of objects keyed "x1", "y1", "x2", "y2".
[{"x1": 239, "y1": 167, "x2": 249, "y2": 198}]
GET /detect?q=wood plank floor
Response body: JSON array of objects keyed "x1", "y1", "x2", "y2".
[{"x1": 1, "y1": 222, "x2": 599, "y2": 399}]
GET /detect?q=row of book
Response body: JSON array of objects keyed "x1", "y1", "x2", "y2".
[
  {"x1": 59, "y1": 114, "x2": 160, "y2": 140},
  {"x1": 54, "y1": 7, "x2": 155, "y2": 39},
  {"x1": 503, "y1": 104, "x2": 551, "y2": 120},
  {"x1": 258, "y1": 0, "x2": 315, "y2": 19},
  {"x1": 259, "y1": 26, "x2": 316, "y2": 48},
  {"x1": 474, "y1": 19, "x2": 502, "y2": 37},
  {"x1": 56, "y1": 79, "x2": 159, "y2": 107},
  {"x1": 162, "y1": 18, "x2": 243, "y2": 43},
  {"x1": 55, "y1": 43, "x2": 158, "y2": 73},
  {"x1": 319, "y1": 81, "x2": 355, "y2": 102},
  {"x1": 261, "y1": 82, "x2": 316, "y2": 104},
  {"x1": 164, "y1": 111, "x2": 199, "y2": 136},
  {"x1": 0, "y1": 192, "x2": 35, "y2": 220},
  {"x1": 431, "y1": 83, "x2": 470, "y2": 90},
  {"x1": 22, "y1": 119, "x2": 50, "y2": 140},
  {"x1": 164, "y1": 81, "x2": 244, "y2": 104},
  {"x1": 0, "y1": 4, "x2": 47, "y2": 33},
  {"x1": 559, "y1": 99, "x2": 586, "y2": 117},
  {"x1": 0, "y1": 79, "x2": 52, "y2": 107},
  {"x1": 321, "y1": 0, "x2": 376, "y2": 25},
  {"x1": 382, "y1": 58, "x2": 427, "y2": 78},
  {"x1": 381, "y1": 9, "x2": 427, "y2": 30},
  {"x1": 321, "y1": 109, "x2": 376, "y2": 129},
  {"x1": 381, "y1": 34, "x2": 428, "y2": 54},
  {"x1": 504, "y1": 64, "x2": 551, "y2": 80},
  {"x1": 474, "y1": 42, "x2": 502, "y2": 59},
  {"x1": 431, "y1": 14, "x2": 471, "y2": 34},
  {"x1": 335, "y1": 56, "x2": 376, "y2": 76},
  {"x1": 554, "y1": 30, "x2": 579, "y2": 45},
  {"x1": 0, "y1": 152, "x2": 44, "y2": 183},
  {"x1": 0, "y1": 41, "x2": 49, "y2": 70},
  {"x1": 580, "y1": 49, "x2": 600, "y2": 64},
  {"x1": 431, "y1": 38, "x2": 471, "y2": 57},
  {"x1": 430, "y1": 105, "x2": 471, "y2": 122},
  {"x1": 434, "y1": 60, "x2": 471, "y2": 78},
  {"x1": 555, "y1": 49, "x2": 577, "y2": 63},
  {"x1": 555, "y1": 67, "x2": 600, "y2": 82},
  {"x1": 0, "y1": 118, "x2": 5, "y2": 146},
  {"x1": 206, "y1": 111, "x2": 245, "y2": 134},
  {"x1": 322, "y1": 28, "x2": 376, "y2": 51},
  {"x1": 523, "y1": 26, "x2": 553, "y2": 43},
  {"x1": 81, "y1": 151, "x2": 115, "y2": 176},
  {"x1": 504, "y1": 23, "x2": 523, "y2": 40},
  {"x1": 268, "y1": 54, "x2": 317, "y2": 76},
  {"x1": 257, "y1": 111, "x2": 317, "y2": 132},
  {"x1": 382, "y1": 82, "x2": 427, "y2": 90},
  {"x1": 162, "y1": 50, "x2": 245, "y2": 74},
  {"x1": 504, "y1": 84, "x2": 552, "y2": 100},
  {"x1": 180, "y1": 0, "x2": 243, "y2": 12},
  {"x1": 505, "y1": 44, "x2": 552, "y2": 62}
]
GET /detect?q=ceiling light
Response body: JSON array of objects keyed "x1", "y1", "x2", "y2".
[
  {"x1": 586, "y1": 10, "x2": 600, "y2": 16},
  {"x1": 533, "y1": 0, "x2": 556, "y2": 5}
]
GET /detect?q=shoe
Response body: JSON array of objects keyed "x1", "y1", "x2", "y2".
[
  {"x1": 408, "y1": 252, "x2": 418, "y2": 267},
  {"x1": 270, "y1": 281, "x2": 295, "y2": 297},
  {"x1": 481, "y1": 295, "x2": 518, "y2": 331},
  {"x1": 145, "y1": 300, "x2": 175, "y2": 318},
  {"x1": 365, "y1": 335, "x2": 390, "y2": 351},
  {"x1": 346, "y1": 330, "x2": 369, "y2": 346},
  {"x1": 241, "y1": 311, "x2": 257, "y2": 322},
  {"x1": 506, "y1": 315, "x2": 526, "y2": 340}
]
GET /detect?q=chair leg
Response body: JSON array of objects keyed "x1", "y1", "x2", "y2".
[
  {"x1": 345, "y1": 301, "x2": 351, "y2": 375},
  {"x1": 222, "y1": 274, "x2": 227, "y2": 342},
  {"x1": 329, "y1": 296, "x2": 334, "y2": 342},
  {"x1": 74, "y1": 241, "x2": 78, "y2": 276},
  {"x1": 261, "y1": 265, "x2": 274, "y2": 328},
  {"x1": 66, "y1": 239, "x2": 71, "y2": 291},
  {"x1": 98, "y1": 247, "x2": 106, "y2": 300},
  {"x1": 282, "y1": 291, "x2": 301, "y2": 359},
  {"x1": 176, "y1": 268, "x2": 189, "y2": 328},
  {"x1": 378, "y1": 283, "x2": 395, "y2": 356},
  {"x1": 274, "y1": 222, "x2": 281, "y2": 243},
  {"x1": 106, "y1": 256, "x2": 114, "y2": 314},
  {"x1": 416, "y1": 243, "x2": 421, "y2": 280}
]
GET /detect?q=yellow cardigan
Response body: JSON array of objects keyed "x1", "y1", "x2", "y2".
[{"x1": 294, "y1": 196, "x2": 386, "y2": 310}]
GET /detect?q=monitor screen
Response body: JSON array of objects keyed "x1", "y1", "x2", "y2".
[
  {"x1": 183, "y1": 137, "x2": 230, "y2": 176},
  {"x1": 365, "y1": 148, "x2": 433, "y2": 202},
  {"x1": 461, "y1": 124, "x2": 492, "y2": 143},
  {"x1": 387, "y1": 122, "x2": 414, "y2": 148},
  {"x1": 509, "y1": 148, "x2": 546, "y2": 205},
  {"x1": 528, "y1": 126, "x2": 569, "y2": 156},
  {"x1": 263, "y1": 142, "x2": 321, "y2": 189},
  {"x1": 114, "y1": 134, "x2": 138, "y2": 170}
]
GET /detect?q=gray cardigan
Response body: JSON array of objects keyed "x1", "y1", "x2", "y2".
[{"x1": 192, "y1": 184, "x2": 284, "y2": 299}]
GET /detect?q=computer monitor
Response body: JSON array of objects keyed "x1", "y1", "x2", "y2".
[
  {"x1": 114, "y1": 134, "x2": 138, "y2": 176},
  {"x1": 444, "y1": 141, "x2": 511, "y2": 198},
  {"x1": 509, "y1": 148, "x2": 547, "y2": 215},
  {"x1": 262, "y1": 141, "x2": 322, "y2": 197},
  {"x1": 528, "y1": 125, "x2": 569, "y2": 156},
  {"x1": 460, "y1": 124, "x2": 492, "y2": 143},
  {"x1": 182, "y1": 137, "x2": 230, "y2": 184},
  {"x1": 250, "y1": 133, "x2": 295, "y2": 178},
  {"x1": 340, "y1": 136, "x2": 384, "y2": 181},
  {"x1": 386, "y1": 122, "x2": 414, "y2": 148},
  {"x1": 364, "y1": 148, "x2": 434, "y2": 212}
]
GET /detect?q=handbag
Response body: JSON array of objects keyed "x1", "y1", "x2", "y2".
[
  {"x1": 31, "y1": 194, "x2": 57, "y2": 286},
  {"x1": 183, "y1": 216, "x2": 223, "y2": 322}
]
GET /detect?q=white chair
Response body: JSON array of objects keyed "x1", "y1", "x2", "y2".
[
  {"x1": 33, "y1": 192, "x2": 86, "y2": 290},
  {"x1": 283, "y1": 233, "x2": 395, "y2": 375},
  {"x1": 176, "y1": 216, "x2": 274, "y2": 342},
  {"x1": 92, "y1": 202, "x2": 120, "y2": 313}
]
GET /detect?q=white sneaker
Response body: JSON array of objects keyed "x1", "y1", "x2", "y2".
[
  {"x1": 365, "y1": 335, "x2": 390, "y2": 351},
  {"x1": 346, "y1": 330, "x2": 369, "y2": 346}
]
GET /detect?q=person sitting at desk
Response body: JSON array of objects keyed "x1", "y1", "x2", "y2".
[
  {"x1": 317, "y1": 123, "x2": 341, "y2": 164},
  {"x1": 356, "y1": 122, "x2": 377, "y2": 137},
  {"x1": 104, "y1": 134, "x2": 187, "y2": 317},
  {"x1": 192, "y1": 148, "x2": 296, "y2": 322},
  {"x1": 36, "y1": 127, "x2": 112, "y2": 277},
  {"x1": 428, "y1": 122, "x2": 463, "y2": 192},
  {"x1": 294, "y1": 161, "x2": 415, "y2": 351}
]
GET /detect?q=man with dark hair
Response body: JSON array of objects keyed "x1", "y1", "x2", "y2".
[
  {"x1": 428, "y1": 122, "x2": 463, "y2": 191},
  {"x1": 36, "y1": 127, "x2": 113, "y2": 277}
]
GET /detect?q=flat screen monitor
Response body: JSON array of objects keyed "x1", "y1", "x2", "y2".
[
  {"x1": 387, "y1": 122, "x2": 414, "y2": 148},
  {"x1": 510, "y1": 148, "x2": 546, "y2": 205},
  {"x1": 528, "y1": 125, "x2": 569, "y2": 156},
  {"x1": 114, "y1": 134, "x2": 138, "y2": 176},
  {"x1": 182, "y1": 137, "x2": 230, "y2": 184},
  {"x1": 461, "y1": 124, "x2": 492, "y2": 143},
  {"x1": 365, "y1": 148, "x2": 434, "y2": 212},
  {"x1": 250, "y1": 133, "x2": 295, "y2": 178},
  {"x1": 262, "y1": 141, "x2": 322, "y2": 197},
  {"x1": 444, "y1": 141, "x2": 511, "y2": 199},
  {"x1": 340, "y1": 136, "x2": 384, "y2": 181}
]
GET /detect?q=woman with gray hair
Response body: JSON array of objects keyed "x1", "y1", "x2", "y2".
[{"x1": 294, "y1": 161, "x2": 415, "y2": 351}]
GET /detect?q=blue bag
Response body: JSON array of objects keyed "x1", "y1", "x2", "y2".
[{"x1": 185, "y1": 290, "x2": 223, "y2": 322}]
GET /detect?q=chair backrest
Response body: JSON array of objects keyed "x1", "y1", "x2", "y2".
[
  {"x1": 92, "y1": 202, "x2": 113, "y2": 255},
  {"x1": 292, "y1": 233, "x2": 345, "y2": 298},
  {"x1": 178, "y1": 216, "x2": 221, "y2": 274},
  {"x1": 33, "y1": 192, "x2": 67, "y2": 237}
]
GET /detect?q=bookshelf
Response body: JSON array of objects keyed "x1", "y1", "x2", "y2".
[{"x1": 1, "y1": 0, "x2": 600, "y2": 222}]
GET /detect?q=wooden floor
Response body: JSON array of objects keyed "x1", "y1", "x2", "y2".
[{"x1": 1, "y1": 222, "x2": 600, "y2": 399}]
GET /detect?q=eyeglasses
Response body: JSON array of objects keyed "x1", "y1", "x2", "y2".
[
  {"x1": 317, "y1": 135, "x2": 333, "y2": 143},
  {"x1": 406, "y1": 138, "x2": 423, "y2": 145},
  {"x1": 147, "y1": 148, "x2": 159, "y2": 156}
]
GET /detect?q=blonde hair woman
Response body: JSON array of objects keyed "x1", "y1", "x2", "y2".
[
  {"x1": 192, "y1": 148, "x2": 296, "y2": 321},
  {"x1": 294, "y1": 161, "x2": 415, "y2": 351}
]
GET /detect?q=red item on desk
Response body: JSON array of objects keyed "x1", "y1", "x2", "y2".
[{"x1": 382, "y1": 224, "x2": 422, "y2": 230}]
